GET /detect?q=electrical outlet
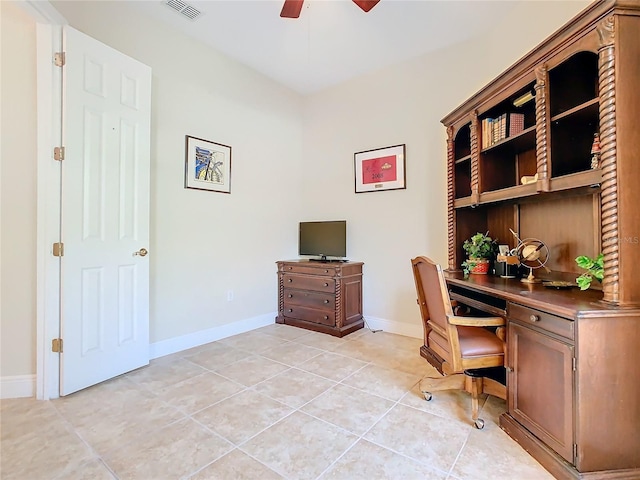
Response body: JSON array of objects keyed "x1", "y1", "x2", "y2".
[{"x1": 227, "y1": 290, "x2": 234, "y2": 301}]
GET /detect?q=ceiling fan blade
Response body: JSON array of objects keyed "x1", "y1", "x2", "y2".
[
  {"x1": 352, "y1": 0, "x2": 380, "y2": 13},
  {"x1": 280, "y1": 0, "x2": 304, "y2": 18}
]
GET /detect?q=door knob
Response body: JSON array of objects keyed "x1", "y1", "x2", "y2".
[{"x1": 134, "y1": 248, "x2": 148, "y2": 257}]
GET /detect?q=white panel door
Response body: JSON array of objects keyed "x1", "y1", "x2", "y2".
[{"x1": 60, "y1": 26, "x2": 151, "y2": 395}]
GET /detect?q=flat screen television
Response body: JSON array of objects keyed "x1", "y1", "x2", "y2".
[{"x1": 298, "y1": 220, "x2": 347, "y2": 261}]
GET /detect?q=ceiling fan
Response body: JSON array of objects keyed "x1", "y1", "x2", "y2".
[{"x1": 280, "y1": 0, "x2": 380, "y2": 18}]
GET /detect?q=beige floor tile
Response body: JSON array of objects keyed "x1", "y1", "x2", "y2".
[
  {"x1": 260, "y1": 342, "x2": 324, "y2": 366},
  {"x1": 1, "y1": 404, "x2": 94, "y2": 480},
  {"x1": 331, "y1": 337, "x2": 384, "y2": 362},
  {"x1": 54, "y1": 385, "x2": 185, "y2": 457},
  {"x1": 125, "y1": 357, "x2": 207, "y2": 391},
  {"x1": 54, "y1": 458, "x2": 117, "y2": 480},
  {"x1": 364, "y1": 403, "x2": 471, "y2": 472},
  {"x1": 219, "y1": 331, "x2": 289, "y2": 352},
  {"x1": 342, "y1": 363, "x2": 421, "y2": 402},
  {"x1": 450, "y1": 423, "x2": 555, "y2": 480},
  {"x1": 400, "y1": 384, "x2": 486, "y2": 425},
  {"x1": 301, "y1": 384, "x2": 394, "y2": 435},
  {"x1": 319, "y1": 439, "x2": 447, "y2": 480},
  {"x1": 360, "y1": 331, "x2": 423, "y2": 352},
  {"x1": 156, "y1": 371, "x2": 245, "y2": 414},
  {"x1": 183, "y1": 342, "x2": 250, "y2": 370},
  {"x1": 297, "y1": 351, "x2": 368, "y2": 382},
  {"x1": 193, "y1": 390, "x2": 293, "y2": 445},
  {"x1": 190, "y1": 449, "x2": 284, "y2": 480},
  {"x1": 258, "y1": 324, "x2": 313, "y2": 340},
  {"x1": 213, "y1": 355, "x2": 290, "y2": 386},
  {"x1": 103, "y1": 417, "x2": 232, "y2": 479},
  {"x1": 291, "y1": 330, "x2": 349, "y2": 351},
  {"x1": 252, "y1": 368, "x2": 336, "y2": 408},
  {"x1": 241, "y1": 411, "x2": 358, "y2": 480}
]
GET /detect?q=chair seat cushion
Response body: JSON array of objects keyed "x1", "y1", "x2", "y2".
[{"x1": 458, "y1": 326, "x2": 504, "y2": 358}]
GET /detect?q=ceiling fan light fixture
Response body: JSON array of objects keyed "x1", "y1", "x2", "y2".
[
  {"x1": 280, "y1": 0, "x2": 304, "y2": 18},
  {"x1": 353, "y1": 0, "x2": 381, "y2": 13}
]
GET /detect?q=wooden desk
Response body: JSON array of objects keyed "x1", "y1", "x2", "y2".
[{"x1": 442, "y1": 272, "x2": 640, "y2": 480}]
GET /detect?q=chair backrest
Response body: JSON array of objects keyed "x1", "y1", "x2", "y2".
[{"x1": 411, "y1": 256, "x2": 458, "y2": 370}]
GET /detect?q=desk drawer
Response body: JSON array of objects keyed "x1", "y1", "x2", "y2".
[
  {"x1": 282, "y1": 274, "x2": 335, "y2": 293},
  {"x1": 508, "y1": 303, "x2": 574, "y2": 341},
  {"x1": 281, "y1": 264, "x2": 335, "y2": 276},
  {"x1": 283, "y1": 305, "x2": 335, "y2": 326},
  {"x1": 284, "y1": 289, "x2": 335, "y2": 309}
]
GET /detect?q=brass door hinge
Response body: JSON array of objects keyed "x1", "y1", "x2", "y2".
[
  {"x1": 572, "y1": 357, "x2": 577, "y2": 371},
  {"x1": 573, "y1": 443, "x2": 578, "y2": 461},
  {"x1": 54, "y1": 52, "x2": 66, "y2": 67},
  {"x1": 52, "y1": 338, "x2": 63, "y2": 353},
  {"x1": 54, "y1": 146, "x2": 65, "y2": 161},
  {"x1": 53, "y1": 242, "x2": 64, "y2": 257}
]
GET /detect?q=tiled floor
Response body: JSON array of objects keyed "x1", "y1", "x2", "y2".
[{"x1": 1, "y1": 324, "x2": 553, "y2": 480}]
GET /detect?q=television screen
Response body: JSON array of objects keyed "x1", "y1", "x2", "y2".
[{"x1": 299, "y1": 221, "x2": 346, "y2": 260}]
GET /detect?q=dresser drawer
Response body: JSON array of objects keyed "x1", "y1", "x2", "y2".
[
  {"x1": 282, "y1": 273, "x2": 335, "y2": 292},
  {"x1": 281, "y1": 264, "x2": 335, "y2": 276},
  {"x1": 284, "y1": 289, "x2": 335, "y2": 309},
  {"x1": 508, "y1": 303, "x2": 574, "y2": 341},
  {"x1": 283, "y1": 305, "x2": 335, "y2": 326}
]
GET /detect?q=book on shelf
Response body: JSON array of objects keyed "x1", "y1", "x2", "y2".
[{"x1": 509, "y1": 113, "x2": 525, "y2": 136}]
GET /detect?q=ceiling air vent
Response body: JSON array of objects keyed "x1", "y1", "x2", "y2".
[{"x1": 164, "y1": 0, "x2": 202, "y2": 20}]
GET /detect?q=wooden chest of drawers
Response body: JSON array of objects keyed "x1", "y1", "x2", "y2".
[{"x1": 276, "y1": 260, "x2": 364, "y2": 337}]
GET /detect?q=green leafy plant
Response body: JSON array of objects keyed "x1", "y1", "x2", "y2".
[
  {"x1": 461, "y1": 232, "x2": 498, "y2": 276},
  {"x1": 575, "y1": 253, "x2": 604, "y2": 290}
]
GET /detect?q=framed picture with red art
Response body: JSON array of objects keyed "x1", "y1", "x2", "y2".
[{"x1": 354, "y1": 144, "x2": 406, "y2": 193}]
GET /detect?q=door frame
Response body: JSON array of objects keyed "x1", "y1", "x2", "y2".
[{"x1": 22, "y1": 0, "x2": 67, "y2": 400}]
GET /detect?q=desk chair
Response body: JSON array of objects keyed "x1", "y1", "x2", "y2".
[{"x1": 411, "y1": 256, "x2": 507, "y2": 429}]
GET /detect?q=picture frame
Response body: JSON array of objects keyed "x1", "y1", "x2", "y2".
[
  {"x1": 499, "y1": 244, "x2": 511, "y2": 256},
  {"x1": 184, "y1": 135, "x2": 232, "y2": 193},
  {"x1": 354, "y1": 144, "x2": 406, "y2": 193}
]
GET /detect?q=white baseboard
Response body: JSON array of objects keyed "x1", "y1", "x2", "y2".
[
  {"x1": 363, "y1": 315, "x2": 422, "y2": 339},
  {"x1": 1, "y1": 375, "x2": 36, "y2": 399},
  {"x1": 149, "y1": 312, "x2": 276, "y2": 359}
]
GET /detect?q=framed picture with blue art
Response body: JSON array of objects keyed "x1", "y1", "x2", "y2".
[{"x1": 184, "y1": 135, "x2": 232, "y2": 193}]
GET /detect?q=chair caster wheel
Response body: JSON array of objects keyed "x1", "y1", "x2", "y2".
[
  {"x1": 423, "y1": 392, "x2": 432, "y2": 401},
  {"x1": 474, "y1": 418, "x2": 485, "y2": 429}
]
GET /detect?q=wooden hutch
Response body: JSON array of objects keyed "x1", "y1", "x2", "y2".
[{"x1": 438, "y1": 1, "x2": 640, "y2": 478}]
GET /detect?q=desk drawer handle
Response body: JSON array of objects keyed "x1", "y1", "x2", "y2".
[
  {"x1": 324, "y1": 269, "x2": 329, "y2": 273},
  {"x1": 323, "y1": 315, "x2": 329, "y2": 320},
  {"x1": 288, "y1": 278, "x2": 293, "y2": 283},
  {"x1": 288, "y1": 294, "x2": 293, "y2": 298},
  {"x1": 324, "y1": 282, "x2": 329, "y2": 287},
  {"x1": 529, "y1": 314, "x2": 540, "y2": 322},
  {"x1": 324, "y1": 299, "x2": 329, "y2": 304},
  {"x1": 287, "y1": 308, "x2": 293, "y2": 313}
]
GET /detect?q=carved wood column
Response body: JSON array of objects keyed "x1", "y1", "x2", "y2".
[
  {"x1": 597, "y1": 16, "x2": 619, "y2": 305},
  {"x1": 534, "y1": 65, "x2": 551, "y2": 192},
  {"x1": 470, "y1": 111, "x2": 480, "y2": 204},
  {"x1": 446, "y1": 125, "x2": 456, "y2": 271}
]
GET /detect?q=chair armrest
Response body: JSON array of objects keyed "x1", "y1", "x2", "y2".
[{"x1": 448, "y1": 315, "x2": 505, "y2": 327}]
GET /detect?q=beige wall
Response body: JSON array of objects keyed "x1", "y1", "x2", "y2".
[
  {"x1": 1, "y1": 2, "x2": 38, "y2": 377},
  {"x1": 301, "y1": 1, "x2": 590, "y2": 331},
  {"x1": 0, "y1": 0, "x2": 590, "y2": 383}
]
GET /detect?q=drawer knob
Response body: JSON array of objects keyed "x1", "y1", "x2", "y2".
[
  {"x1": 324, "y1": 282, "x2": 329, "y2": 287},
  {"x1": 288, "y1": 294, "x2": 293, "y2": 298},
  {"x1": 530, "y1": 314, "x2": 540, "y2": 322},
  {"x1": 324, "y1": 299, "x2": 329, "y2": 304},
  {"x1": 288, "y1": 278, "x2": 292, "y2": 283},
  {"x1": 288, "y1": 267, "x2": 292, "y2": 270},
  {"x1": 324, "y1": 269, "x2": 329, "y2": 273},
  {"x1": 287, "y1": 308, "x2": 292, "y2": 313},
  {"x1": 324, "y1": 315, "x2": 329, "y2": 320}
]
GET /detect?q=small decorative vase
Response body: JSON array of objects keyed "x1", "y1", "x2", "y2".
[{"x1": 468, "y1": 258, "x2": 490, "y2": 274}]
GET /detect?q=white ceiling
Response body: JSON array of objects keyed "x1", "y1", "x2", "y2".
[{"x1": 129, "y1": 0, "x2": 520, "y2": 95}]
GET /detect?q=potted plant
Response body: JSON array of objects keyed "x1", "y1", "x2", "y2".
[
  {"x1": 575, "y1": 253, "x2": 604, "y2": 290},
  {"x1": 461, "y1": 232, "x2": 498, "y2": 276}
]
